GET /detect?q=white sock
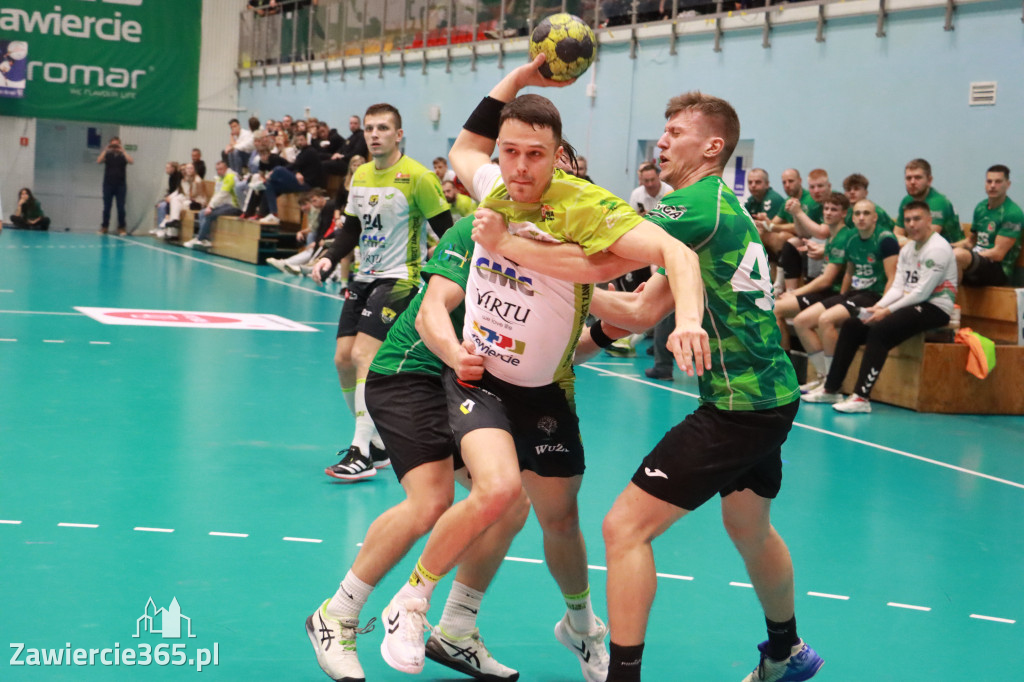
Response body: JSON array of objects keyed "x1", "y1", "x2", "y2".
[
  {"x1": 341, "y1": 386, "x2": 356, "y2": 417},
  {"x1": 397, "y1": 558, "x2": 444, "y2": 603},
  {"x1": 438, "y1": 581, "x2": 484, "y2": 638},
  {"x1": 824, "y1": 355, "x2": 833, "y2": 373},
  {"x1": 327, "y1": 570, "x2": 374, "y2": 620},
  {"x1": 351, "y1": 379, "x2": 374, "y2": 453},
  {"x1": 808, "y1": 351, "x2": 826, "y2": 377},
  {"x1": 370, "y1": 427, "x2": 385, "y2": 450},
  {"x1": 564, "y1": 587, "x2": 597, "y2": 634}
]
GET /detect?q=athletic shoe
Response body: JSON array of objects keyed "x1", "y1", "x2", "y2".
[
  {"x1": 98, "y1": 227, "x2": 109, "y2": 235},
  {"x1": 380, "y1": 596, "x2": 431, "y2": 674},
  {"x1": 644, "y1": 367, "x2": 673, "y2": 381},
  {"x1": 117, "y1": 229, "x2": 127, "y2": 236},
  {"x1": 801, "y1": 386, "x2": 842, "y2": 404},
  {"x1": 798, "y1": 378, "x2": 823, "y2": 394},
  {"x1": 369, "y1": 441, "x2": 390, "y2": 469},
  {"x1": 149, "y1": 227, "x2": 160, "y2": 235},
  {"x1": 325, "y1": 446, "x2": 376, "y2": 481},
  {"x1": 742, "y1": 639, "x2": 823, "y2": 682},
  {"x1": 182, "y1": 238, "x2": 200, "y2": 249},
  {"x1": 553, "y1": 613, "x2": 609, "y2": 682},
  {"x1": 425, "y1": 626, "x2": 519, "y2": 681},
  {"x1": 832, "y1": 395, "x2": 871, "y2": 414},
  {"x1": 604, "y1": 334, "x2": 639, "y2": 357},
  {"x1": 259, "y1": 213, "x2": 281, "y2": 225},
  {"x1": 166, "y1": 226, "x2": 180, "y2": 239},
  {"x1": 305, "y1": 600, "x2": 375, "y2": 682},
  {"x1": 266, "y1": 257, "x2": 287, "y2": 273},
  {"x1": 155, "y1": 228, "x2": 166, "y2": 239},
  {"x1": 197, "y1": 239, "x2": 212, "y2": 248}
]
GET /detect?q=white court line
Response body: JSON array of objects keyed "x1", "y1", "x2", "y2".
[
  {"x1": 0, "y1": 338, "x2": 16, "y2": 342},
  {"x1": 58, "y1": 522, "x2": 98, "y2": 528},
  {"x1": 0, "y1": 289, "x2": 13, "y2": 293},
  {"x1": 0, "y1": 520, "x2": 23, "y2": 524},
  {"x1": 134, "y1": 527, "x2": 174, "y2": 533},
  {"x1": 970, "y1": 614, "x2": 1016, "y2": 624},
  {"x1": 283, "y1": 536, "x2": 322, "y2": 543},
  {"x1": 656, "y1": 572, "x2": 694, "y2": 581},
  {"x1": 585, "y1": 361, "x2": 636, "y2": 366},
  {"x1": 505, "y1": 556, "x2": 543, "y2": 564},
  {"x1": 90, "y1": 341, "x2": 111, "y2": 345},
  {"x1": 209, "y1": 531, "x2": 249, "y2": 538},
  {"x1": 578, "y1": 363, "x2": 1024, "y2": 490},
  {"x1": 42, "y1": 339, "x2": 65, "y2": 343},
  {"x1": 808, "y1": 591, "x2": 850, "y2": 600},
  {"x1": 0, "y1": 310, "x2": 83, "y2": 316},
  {"x1": 730, "y1": 582, "x2": 754, "y2": 588},
  {"x1": 887, "y1": 602, "x2": 931, "y2": 612}
]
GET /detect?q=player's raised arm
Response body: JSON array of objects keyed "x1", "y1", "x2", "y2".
[{"x1": 415, "y1": 274, "x2": 483, "y2": 382}]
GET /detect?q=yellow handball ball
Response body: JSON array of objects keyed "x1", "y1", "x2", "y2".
[{"x1": 529, "y1": 13, "x2": 597, "y2": 82}]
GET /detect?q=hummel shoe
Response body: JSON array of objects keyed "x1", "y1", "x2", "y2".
[
  {"x1": 325, "y1": 446, "x2": 377, "y2": 481},
  {"x1": 425, "y1": 626, "x2": 519, "y2": 680},
  {"x1": 369, "y1": 441, "x2": 390, "y2": 469},
  {"x1": 380, "y1": 596, "x2": 431, "y2": 674},
  {"x1": 553, "y1": 613, "x2": 609, "y2": 682},
  {"x1": 833, "y1": 395, "x2": 871, "y2": 414},
  {"x1": 742, "y1": 639, "x2": 823, "y2": 682},
  {"x1": 801, "y1": 386, "x2": 842, "y2": 404},
  {"x1": 798, "y1": 378, "x2": 823, "y2": 394},
  {"x1": 306, "y1": 600, "x2": 375, "y2": 682}
]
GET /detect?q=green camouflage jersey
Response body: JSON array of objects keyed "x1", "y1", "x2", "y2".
[
  {"x1": 845, "y1": 204, "x2": 895, "y2": 233},
  {"x1": 971, "y1": 196, "x2": 1024, "y2": 279},
  {"x1": 838, "y1": 227, "x2": 900, "y2": 294},
  {"x1": 646, "y1": 175, "x2": 798, "y2": 411},
  {"x1": 369, "y1": 217, "x2": 474, "y2": 377},
  {"x1": 777, "y1": 188, "x2": 820, "y2": 224},
  {"x1": 896, "y1": 187, "x2": 963, "y2": 243},
  {"x1": 744, "y1": 186, "x2": 786, "y2": 220}
]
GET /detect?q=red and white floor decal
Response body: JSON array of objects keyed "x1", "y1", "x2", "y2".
[{"x1": 74, "y1": 307, "x2": 317, "y2": 332}]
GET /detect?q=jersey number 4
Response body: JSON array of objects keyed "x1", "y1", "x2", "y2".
[{"x1": 730, "y1": 242, "x2": 773, "y2": 311}]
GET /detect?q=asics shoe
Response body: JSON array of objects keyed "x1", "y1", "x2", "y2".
[
  {"x1": 325, "y1": 446, "x2": 376, "y2": 481},
  {"x1": 425, "y1": 626, "x2": 519, "y2": 680},
  {"x1": 801, "y1": 386, "x2": 842, "y2": 404},
  {"x1": 305, "y1": 599, "x2": 375, "y2": 682},
  {"x1": 380, "y1": 596, "x2": 431, "y2": 674},
  {"x1": 742, "y1": 639, "x2": 823, "y2": 682},
  {"x1": 553, "y1": 613, "x2": 609, "y2": 682},
  {"x1": 833, "y1": 395, "x2": 871, "y2": 414}
]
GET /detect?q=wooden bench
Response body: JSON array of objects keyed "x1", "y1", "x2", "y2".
[
  {"x1": 957, "y1": 286, "x2": 1023, "y2": 344},
  {"x1": 206, "y1": 193, "x2": 306, "y2": 264}
]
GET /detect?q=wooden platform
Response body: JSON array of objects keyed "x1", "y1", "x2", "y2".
[{"x1": 957, "y1": 285, "x2": 1023, "y2": 345}]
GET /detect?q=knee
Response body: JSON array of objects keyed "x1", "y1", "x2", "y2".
[
  {"x1": 350, "y1": 344, "x2": 378, "y2": 371},
  {"x1": 469, "y1": 482, "x2": 524, "y2": 527},
  {"x1": 334, "y1": 346, "x2": 355, "y2": 372},
  {"x1": 406, "y1": 492, "x2": 455, "y2": 535},
  {"x1": 499, "y1": 489, "x2": 531, "y2": 534},
  {"x1": 722, "y1": 511, "x2": 770, "y2": 549},
  {"x1": 602, "y1": 504, "x2": 639, "y2": 554}
]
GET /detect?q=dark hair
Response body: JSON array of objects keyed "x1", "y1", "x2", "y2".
[
  {"x1": 18, "y1": 187, "x2": 35, "y2": 203},
  {"x1": 664, "y1": 91, "x2": 740, "y2": 169},
  {"x1": 499, "y1": 94, "x2": 563, "y2": 146},
  {"x1": 988, "y1": 164, "x2": 1010, "y2": 179},
  {"x1": 843, "y1": 173, "x2": 869, "y2": 191},
  {"x1": 228, "y1": 118, "x2": 239, "y2": 126},
  {"x1": 365, "y1": 103, "x2": 402, "y2": 129},
  {"x1": 906, "y1": 158, "x2": 932, "y2": 176},
  {"x1": 433, "y1": 157, "x2": 448, "y2": 166},
  {"x1": 248, "y1": 116, "x2": 261, "y2": 132},
  {"x1": 749, "y1": 168, "x2": 768, "y2": 182},
  {"x1": 823, "y1": 191, "x2": 850, "y2": 212},
  {"x1": 638, "y1": 162, "x2": 660, "y2": 175},
  {"x1": 300, "y1": 188, "x2": 328, "y2": 204},
  {"x1": 191, "y1": 147, "x2": 201, "y2": 154},
  {"x1": 903, "y1": 199, "x2": 930, "y2": 215}
]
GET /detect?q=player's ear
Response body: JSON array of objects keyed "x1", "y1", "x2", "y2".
[{"x1": 705, "y1": 136, "x2": 724, "y2": 160}]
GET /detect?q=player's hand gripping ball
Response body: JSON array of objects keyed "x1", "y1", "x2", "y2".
[{"x1": 529, "y1": 13, "x2": 597, "y2": 82}]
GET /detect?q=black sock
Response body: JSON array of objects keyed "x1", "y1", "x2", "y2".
[
  {"x1": 607, "y1": 642, "x2": 644, "y2": 682},
  {"x1": 765, "y1": 616, "x2": 799, "y2": 661}
]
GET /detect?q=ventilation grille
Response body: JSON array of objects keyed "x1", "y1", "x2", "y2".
[{"x1": 969, "y1": 81, "x2": 997, "y2": 106}]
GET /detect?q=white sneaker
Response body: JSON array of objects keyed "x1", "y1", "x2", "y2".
[
  {"x1": 425, "y1": 626, "x2": 519, "y2": 680},
  {"x1": 553, "y1": 613, "x2": 609, "y2": 682},
  {"x1": 801, "y1": 386, "x2": 842, "y2": 404},
  {"x1": 182, "y1": 238, "x2": 200, "y2": 249},
  {"x1": 259, "y1": 213, "x2": 281, "y2": 225},
  {"x1": 148, "y1": 227, "x2": 159, "y2": 235},
  {"x1": 380, "y1": 596, "x2": 431, "y2": 674},
  {"x1": 197, "y1": 239, "x2": 212, "y2": 248},
  {"x1": 284, "y1": 262, "x2": 304, "y2": 276},
  {"x1": 833, "y1": 395, "x2": 871, "y2": 413},
  {"x1": 155, "y1": 228, "x2": 166, "y2": 239},
  {"x1": 305, "y1": 599, "x2": 374, "y2": 682},
  {"x1": 166, "y1": 227, "x2": 180, "y2": 239},
  {"x1": 266, "y1": 257, "x2": 286, "y2": 273},
  {"x1": 798, "y1": 378, "x2": 823, "y2": 394}
]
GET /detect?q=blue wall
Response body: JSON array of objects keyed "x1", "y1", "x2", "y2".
[{"x1": 240, "y1": 0, "x2": 1024, "y2": 217}]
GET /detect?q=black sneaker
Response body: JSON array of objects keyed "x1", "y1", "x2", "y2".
[
  {"x1": 644, "y1": 367, "x2": 673, "y2": 381},
  {"x1": 369, "y1": 441, "x2": 390, "y2": 470},
  {"x1": 325, "y1": 446, "x2": 376, "y2": 481}
]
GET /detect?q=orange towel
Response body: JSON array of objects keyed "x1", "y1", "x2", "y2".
[{"x1": 954, "y1": 327, "x2": 997, "y2": 379}]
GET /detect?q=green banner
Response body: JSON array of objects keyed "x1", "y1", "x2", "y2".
[{"x1": 0, "y1": 0, "x2": 201, "y2": 129}]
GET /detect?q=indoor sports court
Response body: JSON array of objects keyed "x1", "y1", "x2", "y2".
[{"x1": 1, "y1": 230, "x2": 1020, "y2": 680}]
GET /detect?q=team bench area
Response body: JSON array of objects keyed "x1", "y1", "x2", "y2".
[{"x1": 177, "y1": 193, "x2": 304, "y2": 265}]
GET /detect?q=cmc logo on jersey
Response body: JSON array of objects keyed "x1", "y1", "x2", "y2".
[{"x1": 474, "y1": 257, "x2": 535, "y2": 296}]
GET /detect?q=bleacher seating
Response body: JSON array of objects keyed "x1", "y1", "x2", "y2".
[{"x1": 208, "y1": 193, "x2": 304, "y2": 264}]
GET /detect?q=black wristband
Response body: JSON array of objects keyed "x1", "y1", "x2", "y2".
[
  {"x1": 463, "y1": 96, "x2": 506, "y2": 140},
  {"x1": 589, "y1": 320, "x2": 617, "y2": 349}
]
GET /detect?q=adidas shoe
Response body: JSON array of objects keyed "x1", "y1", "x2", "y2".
[
  {"x1": 425, "y1": 626, "x2": 519, "y2": 681},
  {"x1": 798, "y1": 378, "x2": 823, "y2": 394},
  {"x1": 801, "y1": 386, "x2": 842, "y2": 404},
  {"x1": 369, "y1": 441, "x2": 390, "y2": 469},
  {"x1": 742, "y1": 639, "x2": 824, "y2": 682},
  {"x1": 305, "y1": 599, "x2": 375, "y2": 682},
  {"x1": 832, "y1": 395, "x2": 871, "y2": 414},
  {"x1": 553, "y1": 613, "x2": 609, "y2": 682},
  {"x1": 380, "y1": 596, "x2": 431, "y2": 674},
  {"x1": 325, "y1": 446, "x2": 376, "y2": 481}
]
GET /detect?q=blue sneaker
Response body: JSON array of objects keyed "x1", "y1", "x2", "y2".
[{"x1": 742, "y1": 640, "x2": 823, "y2": 682}]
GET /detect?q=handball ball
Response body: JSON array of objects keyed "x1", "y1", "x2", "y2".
[{"x1": 529, "y1": 13, "x2": 596, "y2": 82}]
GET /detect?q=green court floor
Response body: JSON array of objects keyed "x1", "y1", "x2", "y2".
[{"x1": 1, "y1": 230, "x2": 1021, "y2": 680}]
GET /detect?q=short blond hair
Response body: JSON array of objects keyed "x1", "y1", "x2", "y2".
[{"x1": 664, "y1": 92, "x2": 740, "y2": 168}]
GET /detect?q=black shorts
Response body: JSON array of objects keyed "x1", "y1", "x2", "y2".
[
  {"x1": 336, "y1": 278, "x2": 419, "y2": 340},
  {"x1": 631, "y1": 400, "x2": 800, "y2": 511},
  {"x1": 442, "y1": 368, "x2": 585, "y2": 478},
  {"x1": 821, "y1": 290, "x2": 882, "y2": 314},
  {"x1": 364, "y1": 370, "x2": 463, "y2": 482},
  {"x1": 796, "y1": 290, "x2": 832, "y2": 310},
  {"x1": 963, "y1": 252, "x2": 1008, "y2": 287}
]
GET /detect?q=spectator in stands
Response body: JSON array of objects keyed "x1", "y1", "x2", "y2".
[
  {"x1": 757, "y1": 169, "x2": 819, "y2": 259},
  {"x1": 629, "y1": 162, "x2": 672, "y2": 215},
  {"x1": 804, "y1": 200, "x2": 957, "y2": 412},
  {"x1": 259, "y1": 130, "x2": 325, "y2": 225},
  {"x1": 433, "y1": 157, "x2": 456, "y2": 184},
  {"x1": 97, "y1": 136, "x2": 133, "y2": 236},
  {"x1": 574, "y1": 155, "x2": 593, "y2": 182},
  {"x1": 274, "y1": 131, "x2": 298, "y2": 163},
  {"x1": 282, "y1": 114, "x2": 294, "y2": 134},
  {"x1": 952, "y1": 164, "x2": 1023, "y2": 287},
  {"x1": 343, "y1": 115, "x2": 368, "y2": 162},
  {"x1": 184, "y1": 160, "x2": 241, "y2": 249},
  {"x1": 793, "y1": 199, "x2": 899, "y2": 390},
  {"x1": 334, "y1": 154, "x2": 366, "y2": 208},
  {"x1": 267, "y1": 188, "x2": 337, "y2": 274},
  {"x1": 295, "y1": 119, "x2": 310, "y2": 144},
  {"x1": 9, "y1": 188, "x2": 50, "y2": 231},
  {"x1": 241, "y1": 134, "x2": 287, "y2": 217},
  {"x1": 191, "y1": 148, "x2": 207, "y2": 180},
  {"x1": 154, "y1": 161, "x2": 183, "y2": 233},
  {"x1": 163, "y1": 162, "x2": 208, "y2": 240},
  {"x1": 895, "y1": 158, "x2": 963, "y2": 243},
  {"x1": 442, "y1": 179, "x2": 477, "y2": 220},
  {"x1": 744, "y1": 168, "x2": 785, "y2": 222},
  {"x1": 224, "y1": 117, "x2": 256, "y2": 174},
  {"x1": 775, "y1": 169, "x2": 832, "y2": 291},
  {"x1": 315, "y1": 122, "x2": 344, "y2": 160},
  {"x1": 842, "y1": 173, "x2": 893, "y2": 230}
]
